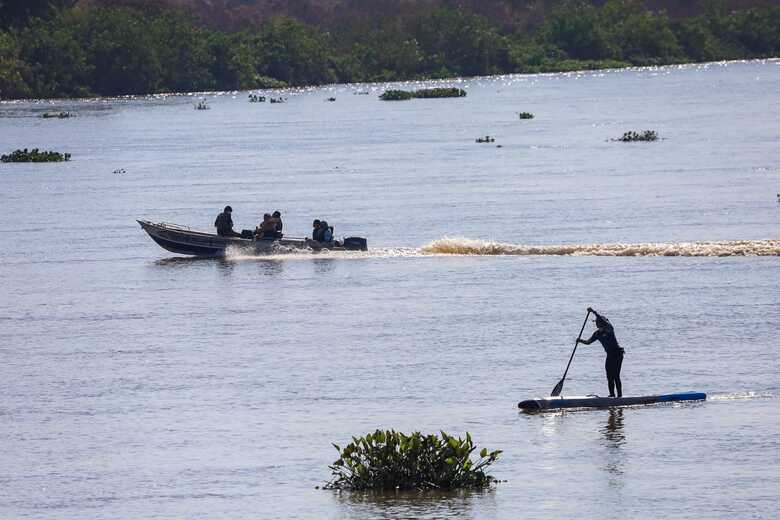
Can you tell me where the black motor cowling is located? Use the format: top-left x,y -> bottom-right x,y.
343,236 -> 368,251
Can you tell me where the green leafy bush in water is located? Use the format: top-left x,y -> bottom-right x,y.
379,87 -> 466,101
412,87 -> 467,98
379,89 -> 414,101
618,130 -> 658,142
325,430 -> 501,490
518,112 -> 534,119
1,148 -> 71,162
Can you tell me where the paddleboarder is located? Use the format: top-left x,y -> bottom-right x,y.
577,307 -> 625,398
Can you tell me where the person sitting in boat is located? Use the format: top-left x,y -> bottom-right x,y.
321,220 -> 333,242
577,307 -> 625,398
214,206 -> 241,237
255,213 -> 281,239
311,219 -> 322,241
272,211 -> 283,235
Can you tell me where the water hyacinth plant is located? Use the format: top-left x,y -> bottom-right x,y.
412,87 -> 467,98
618,130 -> 658,142
379,89 -> 414,101
1,148 -> 71,162
379,88 -> 466,101
325,430 -> 501,491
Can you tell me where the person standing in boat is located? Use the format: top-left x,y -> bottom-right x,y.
577,307 -> 625,398
214,206 -> 241,237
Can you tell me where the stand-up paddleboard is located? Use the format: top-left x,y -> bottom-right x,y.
518,391 -> 706,411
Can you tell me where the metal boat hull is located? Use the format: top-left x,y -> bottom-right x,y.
138,220 -> 366,256
518,391 -> 706,411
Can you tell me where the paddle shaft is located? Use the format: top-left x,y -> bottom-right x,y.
551,310 -> 591,396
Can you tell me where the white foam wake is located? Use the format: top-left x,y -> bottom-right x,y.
420,237 -> 780,257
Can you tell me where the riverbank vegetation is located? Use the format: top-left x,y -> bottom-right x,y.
324,430 -> 501,491
1,148 -> 71,162
0,2 -> 778,99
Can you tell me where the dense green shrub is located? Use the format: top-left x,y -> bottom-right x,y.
325,430 -> 501,491
1,148 -> 71,162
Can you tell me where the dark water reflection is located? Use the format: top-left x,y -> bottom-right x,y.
334,488 -> 495,520
602,409 -> 626,480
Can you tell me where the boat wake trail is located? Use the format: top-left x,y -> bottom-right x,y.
218,238 -> 779,262
420,237 -> 780,257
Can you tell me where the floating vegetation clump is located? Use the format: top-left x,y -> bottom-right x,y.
517,112 -> 534,119
326,97 -> 336,102
379,87 -> 466,101
324,430 -> 501,491
1,148 -> 71,162
195,100 -> 210,110
41,111 -> 74,119
379,89 -> 414,101
617,130 -> 658,142
476,135 -> 495,143
248,94 -> 266,102
413,87 -> 467,98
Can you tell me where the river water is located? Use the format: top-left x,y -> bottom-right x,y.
1,60 -> 779,519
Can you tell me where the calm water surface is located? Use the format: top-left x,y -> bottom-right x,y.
1,60 -> 779,519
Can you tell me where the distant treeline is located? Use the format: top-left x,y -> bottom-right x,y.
1,1 -> 778,99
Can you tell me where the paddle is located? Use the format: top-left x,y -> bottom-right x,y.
550,309 -> 591,397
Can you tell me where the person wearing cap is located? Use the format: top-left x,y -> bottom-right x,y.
214,206 -> 241,237
577,307 -> 625,397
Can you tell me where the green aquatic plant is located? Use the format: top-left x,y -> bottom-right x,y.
617,130 -> 658,142
1,148 -> 71,162
41,112 -> 75,119
379,89 -> 414,101
324,430 -> 501,491
379,87 -> 467,101
517,112 -> 534,119
412,87 -> 467,98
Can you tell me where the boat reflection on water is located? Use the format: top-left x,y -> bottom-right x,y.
333,488 -> 495,520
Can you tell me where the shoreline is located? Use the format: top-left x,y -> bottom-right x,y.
2,57 -> 778,104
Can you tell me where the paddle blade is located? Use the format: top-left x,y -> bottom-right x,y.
550,379 -> 564,397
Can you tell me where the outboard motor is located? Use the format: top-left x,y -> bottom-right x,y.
343,236 -> 368,251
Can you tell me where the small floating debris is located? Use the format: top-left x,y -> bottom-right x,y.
248,94 -> 266,103
269,97 -> 286,104
379,87 -> 467,101
354,91 -> 370,95
616,130 -> 658,142
517,112 -> 534,119
476,135 -> 495,143
325,97 -> 336,102
2,148 -> 71,162
113,168 -> 126,174
41,111 -> 75,119
195,99 -> 210,110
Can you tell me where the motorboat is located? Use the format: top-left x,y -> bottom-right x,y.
137,220 -> 367,256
